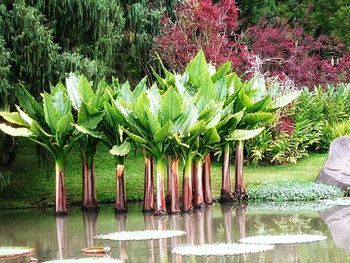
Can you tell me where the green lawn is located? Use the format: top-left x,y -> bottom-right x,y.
0,141 -> 330,209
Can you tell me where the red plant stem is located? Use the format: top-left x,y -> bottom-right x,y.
203,153 -> 213,205
115,164 -> 127,213
143,157 -> 155,213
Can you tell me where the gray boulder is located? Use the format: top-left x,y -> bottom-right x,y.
316,136 -> 350,190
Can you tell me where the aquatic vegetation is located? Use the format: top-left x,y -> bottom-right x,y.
240,234 -> 327,244
0,247 -> 35,259
95,230 -> 186,241
171,243 -> 274,256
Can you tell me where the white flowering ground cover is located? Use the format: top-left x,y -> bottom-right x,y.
172,243 -> 274,256
240,234 -> 327,244
95,230 -> 187,241
43,258 -> 123,263
0,247 -> 35,259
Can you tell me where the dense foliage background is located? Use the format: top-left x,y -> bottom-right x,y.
1,0 -> 350,171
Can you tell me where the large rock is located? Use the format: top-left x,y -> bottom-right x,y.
316,136 -> 350,190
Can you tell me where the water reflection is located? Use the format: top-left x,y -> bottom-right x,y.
1,203 -> 350,262
321,205 -> 350,250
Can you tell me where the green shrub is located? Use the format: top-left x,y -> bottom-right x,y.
248,182 -> 343,202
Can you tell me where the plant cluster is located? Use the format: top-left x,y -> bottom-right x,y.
248,182 -> 343,202
0,51 -> 298,215
246,84 -> 350,165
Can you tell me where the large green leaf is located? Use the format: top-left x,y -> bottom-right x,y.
0,112 -> 27,126
122,127 -> 147,144
246,96 -> 272,113
160,86 -> 183,121
154,121 -> 172,142
211,62 -> 231,83
0,123 -> 33,137
78,75 -> 94,104
16,86 -> 44,119
78,103 -> 104,129
214,78 -> 228,101
42,93 -> 60,132
228,128 -> 265,141
241,112 -> 275,125
273,90 -> 301,109
56,114 -> 73,134
189,120 -> 206,136
204,128 -> 221,144
75,124 -> 101,138
52,84 -> 71,116
110,141 -> 132,156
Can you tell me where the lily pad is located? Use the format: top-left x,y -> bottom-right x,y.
95,230 -> 186,241
240,234 -> 327,244
43,258 -> 123,263
0,247 -> 35,259
172,243 -> 274,256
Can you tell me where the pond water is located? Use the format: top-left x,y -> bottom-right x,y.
1,202 -> 350,263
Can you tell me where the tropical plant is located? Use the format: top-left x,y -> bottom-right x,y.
0,84 -> 80,214
229,74 -> 300,199
66,74 -> 107,210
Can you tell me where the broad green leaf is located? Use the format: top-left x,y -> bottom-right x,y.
204,128 -> 221,144
173,107 -> 198,135
66,73 -> 81,110
228,128 -> 265,141
110,141 -> 132,156
214,78 -> 228,101
241,112 -> 275,125
16,86 -> 44,119
78,103 -> 104,129
90,80 -> 107,108
78,75 -> 94,104
56,114 -> 73,134
147,84 -> 161,115
133,77 -> 148,99
42,93 -> 60,132
52,86 -> 71,116
75,124 -> 102,138
0,123 -> 33,137
160,86 -> 183,121
119,82 -> 134,104
122,127 -> 147,144
30,121 -> 53,138
104,102 -> 123,127
154,121 -> 173,142
189,120 -> 206,136
273,90 -> 301,109
211,62 -> 231,82
0,111 -> 27,126
246,96 -> 272,113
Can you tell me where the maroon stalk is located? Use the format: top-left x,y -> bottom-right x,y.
170,157 -> 180,214
203,153 -> 212,205
115,164 -> 127,213
143,157 -> 154,213
220,143 -> 234,203
234,140 -> 247,201
82,153 -> 98,210
193,159 -> 205,209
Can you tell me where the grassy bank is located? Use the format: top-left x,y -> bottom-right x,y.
0,141 -> 342,209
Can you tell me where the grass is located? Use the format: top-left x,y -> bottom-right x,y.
0,140 -> 339,209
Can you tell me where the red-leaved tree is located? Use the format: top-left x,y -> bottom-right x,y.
155,0 -> 250,74
247,20 -> 344,87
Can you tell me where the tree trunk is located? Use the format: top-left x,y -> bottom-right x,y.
115,164 -> 127,213
170,157 -> 180,214
193,159 -> 205,209
155,157 -> 167,215
82,153 -> 98,210
220,143 -> 233,203
143,157 -> 154,213
203,153 -> 212,205
55,156 -> 67,215
234,140 -> 247,200
182,159 -> 193,212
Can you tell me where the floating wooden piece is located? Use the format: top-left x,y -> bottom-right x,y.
81,247 -> 111,255
0,247 -> 35,260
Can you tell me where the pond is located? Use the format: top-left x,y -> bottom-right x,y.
1,201 -> 350,262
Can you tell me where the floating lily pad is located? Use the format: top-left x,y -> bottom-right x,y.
172,243 -> 274,256
95,230 -> 186,241
240,234 -> 327,244
0,247 -> 35,259
320,198 -> 350,206
43,258 -> 123,263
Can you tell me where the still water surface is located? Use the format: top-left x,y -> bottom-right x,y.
1,202 -> 350,263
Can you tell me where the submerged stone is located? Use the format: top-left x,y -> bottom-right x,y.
317,136 -> 350,191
